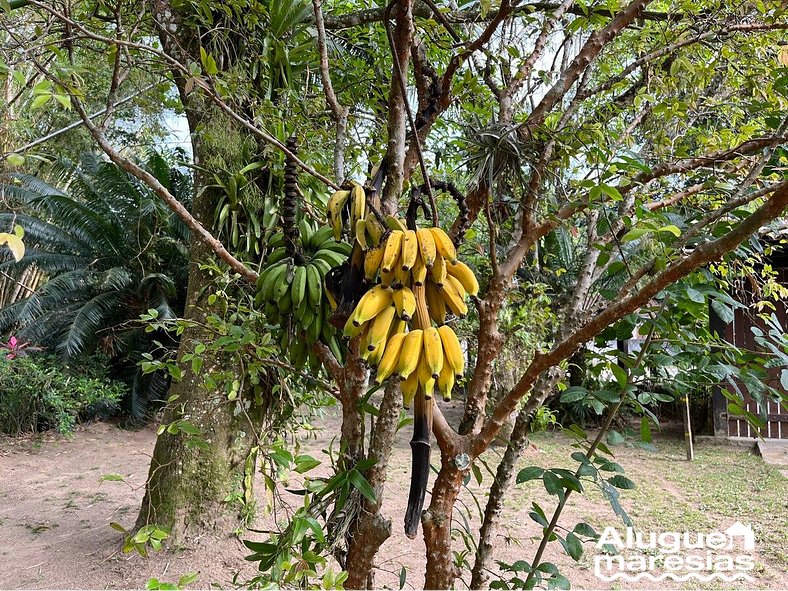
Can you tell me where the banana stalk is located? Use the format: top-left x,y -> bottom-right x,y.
404,282 -> 433,539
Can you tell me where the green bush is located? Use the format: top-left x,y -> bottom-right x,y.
0,354 -> 125,435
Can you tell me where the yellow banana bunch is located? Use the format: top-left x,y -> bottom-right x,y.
341,218 -> 478,407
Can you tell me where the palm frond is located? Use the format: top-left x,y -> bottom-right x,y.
61,291 -> 125,357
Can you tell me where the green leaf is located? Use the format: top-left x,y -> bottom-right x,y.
658,224 -> 681,237
686,287 -> 705,304
573,523 -> 597,538
516,466 -> 545,483
5,153 -> 24,167
178,572 -> 199,588
30,93 -> 52,109
606,430 -> 625,446
560,386 -> 587,403
294,454 -> 321,474
542,471 -> 564,497
565,532 -> 583,560
109,522 -> 128,532
608,475 -> 636,489
711,298 -> 734,323
200,47 -> 219,75
348,469 -> 376,503
640,417 -> 652,443
547,574 -> 571,590
621,228 -> 650,242
53,94 -> 72,109
610,363 -> 628,388
177,421 -> 200,435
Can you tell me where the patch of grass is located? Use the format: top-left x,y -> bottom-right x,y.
498,430 -> 788,576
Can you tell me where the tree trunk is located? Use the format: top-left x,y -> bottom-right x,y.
423,459 -> 464,589
469,369 -> 561,588
132,0 -> 272,541
344,381 -> 403,589
136,161 -> 264,538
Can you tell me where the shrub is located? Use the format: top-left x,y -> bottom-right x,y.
0,353 -> 125,435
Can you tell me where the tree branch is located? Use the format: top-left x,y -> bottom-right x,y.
473,183 -> 788,455
322,1 -> 674,29
313,0 -> 349,183
525,0 -> 651,128
71,97 -> 258,284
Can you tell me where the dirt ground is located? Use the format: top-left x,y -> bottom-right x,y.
1,405 -> 786,590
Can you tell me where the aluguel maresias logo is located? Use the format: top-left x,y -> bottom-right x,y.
594,521 -> 756,582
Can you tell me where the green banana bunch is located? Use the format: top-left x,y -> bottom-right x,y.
255,218 -> 352,370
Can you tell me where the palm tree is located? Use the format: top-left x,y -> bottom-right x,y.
0,151 -> 191,421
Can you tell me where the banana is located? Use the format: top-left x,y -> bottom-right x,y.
438,361 -> 455,402
267,246 -> 289,265
381,230 -> 403,274
400,229 -> 418,270
291,340 -> 308,369
278,285 -> 293,314
425,280 -> 447,325
367,339 -> 385,365
380,267 -> 395,288
412,255 -> 427,286
416,228 -> 437,268
299,218 -> 313,244
446,273 -> 467,299
272,264 -> 292,302
429,226 -> 457,264
437,324 -> 464,376
394,265 -> 410,288
401,370 -> 419,409
306,310 -> 322,345
256,262 -> 276,294
321,317 -> 336,342
418,355 -> 436,399
311,258 -> 332,278
292,265 -> 307,309
352,285 -> 394,326
389,317 -> 407,337
431,254 -> 447,288
325,287 -> 338,310
395,329 -> 423,379
422,327 -> 444,379
385,215 -> 408,232
318,240 -> 353,256
263,262 -> 288,302
392,285 -> 416,321
359,322 -> 372,359
447,260 -> 479,296
306,263 -> 322,308
364,245 -> 385,281
440,275 -> 468,317
376,331 -> 407,383
314,249 -> 346,269
300,303 -> 315,329
309,225 -> 334,249
367,304 -> 396,352
328,336 -> 344,364
327,190 -> 351,240
355,219 -> 369,250
351,184 -> 366,231
365,212 -> 385,246
344,313 -> 365,338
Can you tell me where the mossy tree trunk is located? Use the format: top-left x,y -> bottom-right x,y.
135,0 -> 266,540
